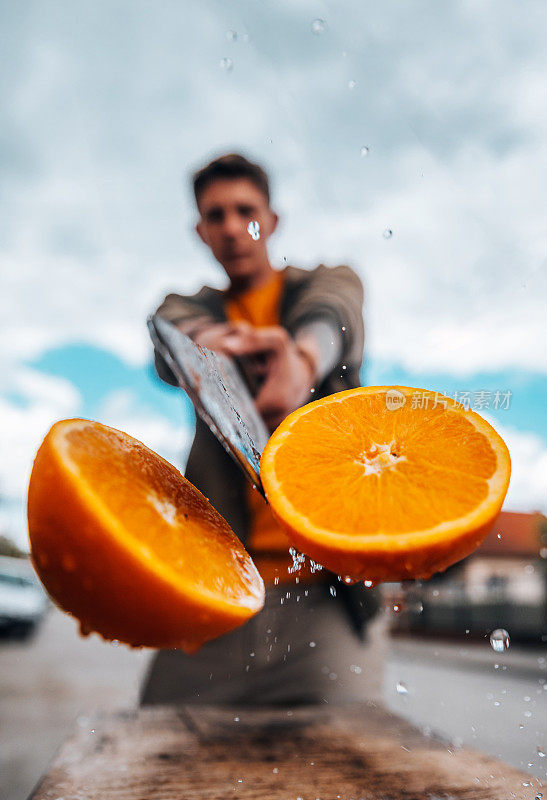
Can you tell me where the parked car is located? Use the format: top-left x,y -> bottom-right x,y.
0,556 -> 48,639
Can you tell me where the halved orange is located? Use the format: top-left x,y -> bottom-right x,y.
260,386 -> 511,583
28,419 -> 264,651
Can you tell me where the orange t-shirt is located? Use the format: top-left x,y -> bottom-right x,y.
225,270 -> 323,585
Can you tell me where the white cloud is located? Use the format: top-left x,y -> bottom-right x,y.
1,0 -> 546,375
0,369 -> 81,499
482,415 -> 547,515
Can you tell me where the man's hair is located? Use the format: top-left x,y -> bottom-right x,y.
192,153 -> 270,207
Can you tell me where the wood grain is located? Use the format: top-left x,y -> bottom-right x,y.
30,704 -> 543,800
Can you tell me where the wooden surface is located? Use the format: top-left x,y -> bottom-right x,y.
30,703 -> 543,799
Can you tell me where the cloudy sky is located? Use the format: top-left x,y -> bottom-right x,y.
1,0 -> 546,547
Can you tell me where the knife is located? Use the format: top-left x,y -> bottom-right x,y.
147,314 -> 269,497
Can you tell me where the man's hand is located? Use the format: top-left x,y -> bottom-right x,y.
183,320 -> 319,431
190,321 -> 247,355
220,324 -> 318,431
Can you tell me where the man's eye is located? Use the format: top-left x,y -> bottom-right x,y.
207,210 -> 223,223
238,206 -> 254,217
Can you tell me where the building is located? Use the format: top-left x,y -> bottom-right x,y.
389,511 -> 547,642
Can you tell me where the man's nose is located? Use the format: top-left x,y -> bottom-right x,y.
222,212 -> 246,238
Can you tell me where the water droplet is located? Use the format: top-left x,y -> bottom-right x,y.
247,220 -> 260,240
226,29 -> 237,42
234,716 -> 240,722
393,604 -> 401,613
348,79 -> 357,90
490,628 -> 510,652
311,18 -> 326,35
525,710 -> 532,717
519,723 -> 525,729
360,146 -> 370,157
364,579 -> 374,588
342,575 -> 357,585
396,681 -> 408,695
540,547 -> 547,559
341,325 -> 346,331
309,641 -> 316,648
383,228 -> 393,239
524,695 -> 531,702
350,664 -> 362,674
329,671 -> 337,680
111,639 -> 120,647
536,794 -> 543,800
330,585 -> 337,596
273,767 -> 279,773
220,57 -> 233,72
497,532 -> 502,539
537,746 -> 545,757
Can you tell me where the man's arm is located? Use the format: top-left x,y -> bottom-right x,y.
284,264 -> 365,373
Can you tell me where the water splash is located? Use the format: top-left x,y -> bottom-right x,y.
311,18 -> 326,35
383,228 -> 393,239
360,146 -> 370,157
220,57 -> 233,72
226,30 -> 237,42
247,220 -> 260,240
396,681 -> 408,695
288,546 -> 305,574
490,628 -> 510,652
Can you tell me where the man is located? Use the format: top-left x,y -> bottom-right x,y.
141,153 -> 382,705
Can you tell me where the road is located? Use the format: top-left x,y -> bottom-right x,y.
0,607 -> 149,800
1,607 -> 545,800
386,637 -> 546,781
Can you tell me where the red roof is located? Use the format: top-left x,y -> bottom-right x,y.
478,510 -> 545,557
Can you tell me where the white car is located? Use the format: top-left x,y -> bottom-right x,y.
0,556 -> 48,639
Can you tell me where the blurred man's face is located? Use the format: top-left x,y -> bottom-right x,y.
195,178 -> 278,282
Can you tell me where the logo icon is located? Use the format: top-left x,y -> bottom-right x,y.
385,389 -> 406,411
